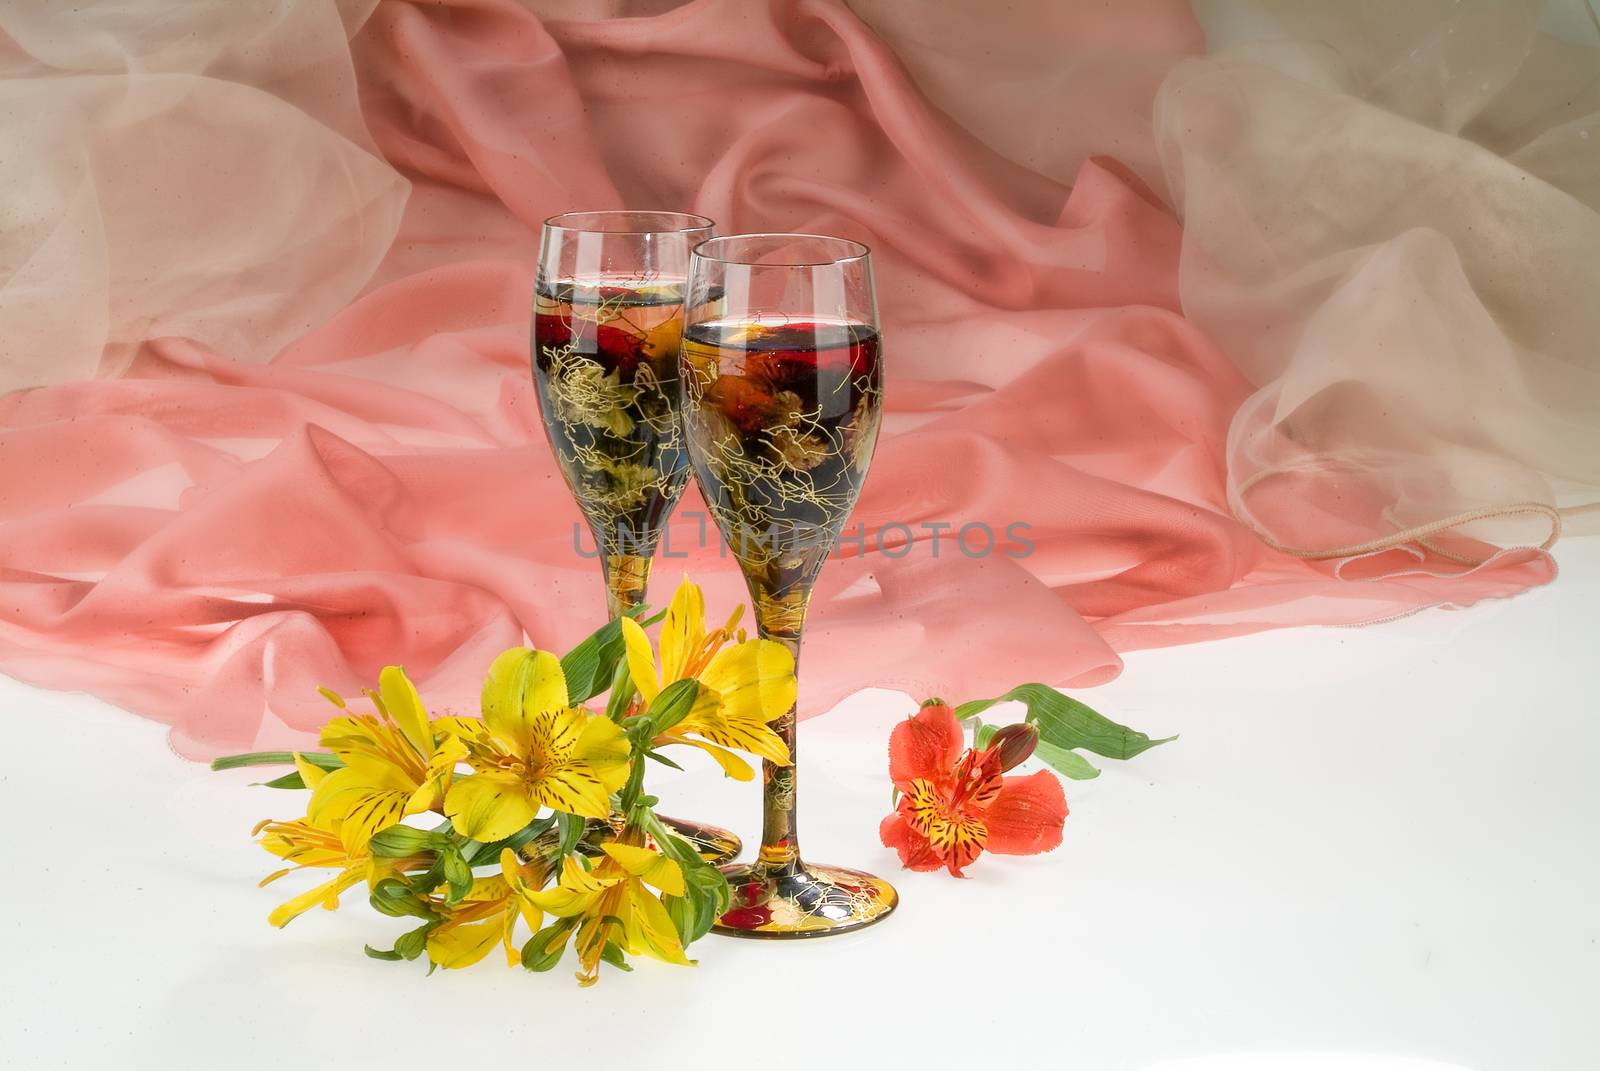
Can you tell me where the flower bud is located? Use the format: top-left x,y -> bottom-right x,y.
987,722 -> 1038,772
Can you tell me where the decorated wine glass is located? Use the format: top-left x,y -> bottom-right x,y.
679,233 -> 897,937
532,210 -> 740,862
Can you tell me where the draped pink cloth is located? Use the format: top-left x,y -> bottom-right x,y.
0,0 -> 1587,757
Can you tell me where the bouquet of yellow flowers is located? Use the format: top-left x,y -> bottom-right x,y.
214,579 -> 793,986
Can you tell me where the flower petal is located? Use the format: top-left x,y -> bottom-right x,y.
433,715 -> 486,743
659,578 -> 706,683
888,703 -> 965,785
620,616 -> 661,705
481,647 -> 568,753
878,813 -> 944,872
527,706 -> 588,761
701,639 -> 796,725
500,848 -> 548,934
319,714 -> 408,767
427,916 -> 505,969
572,912 -> 611,986
661,735 -> 755,781
623,882 -> 693,966
267,867 -> 364,928
378,665 -> 433,758
899,778 -> 986,877
257,818 -> 345,868
981,770 -> 1068,856
527,856 -> 617,917
462,873 -> 512,902
601,843 -> 686,897
521,710 -> 627,819
572,713 -> 632,793
677,690 -> 791,766
306,758 -> 415,854
443,772 -> 538,842
527,762 -> 612,819
408,732 -> 466,814
291,752 -> 327,791
502,905 -> 521,966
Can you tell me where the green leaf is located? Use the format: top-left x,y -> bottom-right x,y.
369,825 -> 446,858
684,887 -> 722,943
663,893 -> 701,946
364,945 -> 403,962
1033,738 -> 1101,780
691,867 -> 731,917
256,771 -> 309,790
642,749 -> 684,772
441,848 -> 473,904
599,942 -> 634,971
210,750 -> 344,772
561,618 -> 630,705
508,815 -> 558,853
649,820 -> 730,944
973,719 -> 996,749
464,815 -> 556,867
553,812 -> 584,860
955,684 -> 1174,761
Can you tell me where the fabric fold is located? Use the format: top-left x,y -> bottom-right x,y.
0,0 -> 1591,756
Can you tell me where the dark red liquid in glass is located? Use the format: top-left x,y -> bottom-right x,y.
680,319 -> 882,617
532,279 -> 691,556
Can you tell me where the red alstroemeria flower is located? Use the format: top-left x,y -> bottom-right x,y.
880,703 -> 1067,877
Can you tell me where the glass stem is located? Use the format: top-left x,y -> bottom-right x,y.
756,614 -> 805,875
600,551 -> 650,835
602,552 -> 652,620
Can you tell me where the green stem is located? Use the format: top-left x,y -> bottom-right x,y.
617,742 -> 650,818
210,750 -> 343,772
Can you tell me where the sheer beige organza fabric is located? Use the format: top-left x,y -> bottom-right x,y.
1157,0 -> 1600,561
0,1 -> 407,388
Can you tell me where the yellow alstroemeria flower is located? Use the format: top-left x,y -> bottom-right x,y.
527,840 -> 690,986
442,648 -> 631,841
257,756 -> 428,928
306,667 -> 467,854
620,578 -> 796,779
425,848 -> 552,970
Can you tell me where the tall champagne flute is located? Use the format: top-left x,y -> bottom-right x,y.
680,233 -> 897,937
532,210 -> 739,861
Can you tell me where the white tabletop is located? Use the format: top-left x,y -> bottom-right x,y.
2,540 -> 1595,1071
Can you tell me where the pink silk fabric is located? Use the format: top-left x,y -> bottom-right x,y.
0,0 -> 1565,757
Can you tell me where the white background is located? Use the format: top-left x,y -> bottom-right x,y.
1,538 -> 1594,1071
3,2 -> 1597,1067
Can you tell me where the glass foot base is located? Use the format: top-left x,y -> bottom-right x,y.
713,862 -> 898,938
578,814 -> 741,865
657,814 -> 742,864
